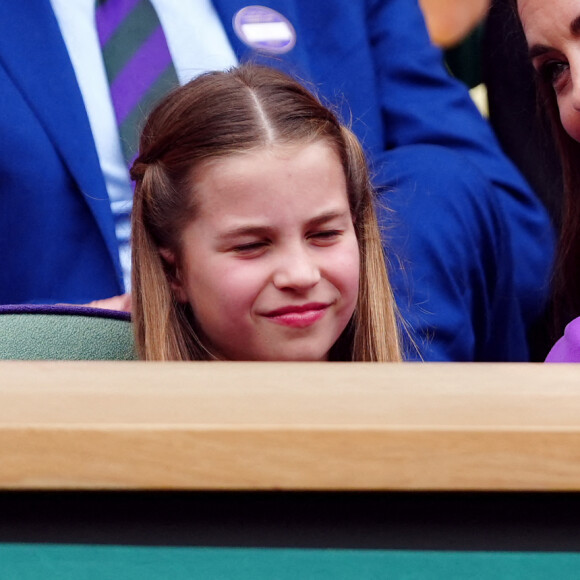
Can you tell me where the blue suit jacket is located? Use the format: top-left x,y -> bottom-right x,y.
0,0 -> 554,360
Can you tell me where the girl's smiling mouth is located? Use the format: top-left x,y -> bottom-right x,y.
263,303 -> 330,328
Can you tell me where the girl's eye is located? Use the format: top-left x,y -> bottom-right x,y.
538,60 -> 569,89
232,241 -> 268,255
310,230 -> 342,243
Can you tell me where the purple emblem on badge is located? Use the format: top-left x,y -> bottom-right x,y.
233,6 -> 296,53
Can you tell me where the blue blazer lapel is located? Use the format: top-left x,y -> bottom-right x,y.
0,0 -> 121,278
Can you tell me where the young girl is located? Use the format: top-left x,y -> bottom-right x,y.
514,0 -> 580,360
130,64 -> 401,362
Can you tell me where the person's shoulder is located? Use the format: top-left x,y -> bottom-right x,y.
545,317 -> 580,362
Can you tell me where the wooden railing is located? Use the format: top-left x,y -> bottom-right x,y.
1,361 -> 579,490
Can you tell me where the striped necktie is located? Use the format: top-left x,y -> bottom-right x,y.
95,0 -> 179,166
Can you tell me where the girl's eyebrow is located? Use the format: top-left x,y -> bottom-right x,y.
307,210 -> 351,227
219,225 -> 272,241
219,210 -> 351,240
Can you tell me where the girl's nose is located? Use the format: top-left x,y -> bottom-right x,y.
273,246 -> 321,290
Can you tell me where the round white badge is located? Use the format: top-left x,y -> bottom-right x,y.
233,6 -> 296,54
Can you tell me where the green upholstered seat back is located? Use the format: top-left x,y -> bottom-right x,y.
0,305 -> 136,360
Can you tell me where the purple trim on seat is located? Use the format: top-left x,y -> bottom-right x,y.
0,304 -> 131,321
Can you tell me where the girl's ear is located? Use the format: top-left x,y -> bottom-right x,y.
159,248 -> 189,303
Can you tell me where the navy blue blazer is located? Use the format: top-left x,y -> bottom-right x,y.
0,0 -> 554,360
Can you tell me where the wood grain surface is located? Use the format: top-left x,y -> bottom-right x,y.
0,361 -> 579,490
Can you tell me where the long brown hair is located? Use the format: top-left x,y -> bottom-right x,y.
512,0 -> 580,335
130,64 -> 401,361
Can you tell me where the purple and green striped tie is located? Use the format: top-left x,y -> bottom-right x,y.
96,0 -> 179,166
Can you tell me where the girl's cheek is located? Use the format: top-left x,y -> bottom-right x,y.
332,239 -> 360,298
344,237 -> 361,273
217,262 -> 266,299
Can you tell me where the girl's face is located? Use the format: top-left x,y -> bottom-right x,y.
166,141 -> 360,361
519,0 -> 580,141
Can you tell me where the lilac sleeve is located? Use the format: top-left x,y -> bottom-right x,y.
545,317 -> 580,362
